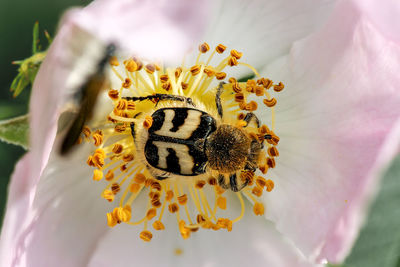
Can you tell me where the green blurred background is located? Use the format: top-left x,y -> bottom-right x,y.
0,0 -> 91,225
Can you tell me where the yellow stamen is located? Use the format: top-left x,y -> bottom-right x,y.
82,42 -> 283,242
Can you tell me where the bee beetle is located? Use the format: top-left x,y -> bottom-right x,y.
124,83 -> 271,192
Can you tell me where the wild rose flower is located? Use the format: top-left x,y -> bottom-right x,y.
2,0 -> 400,266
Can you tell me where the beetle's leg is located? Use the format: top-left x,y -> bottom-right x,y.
130,122 -> 136,140
123,94 -> 194,106
215,82 -> 225,118
243,112 -> 261,128
218,174 -> 230,190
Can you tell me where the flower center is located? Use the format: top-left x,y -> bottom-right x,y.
81,43 -> 283,241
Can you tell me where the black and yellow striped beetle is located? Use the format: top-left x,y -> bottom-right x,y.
125,83 -> 272,192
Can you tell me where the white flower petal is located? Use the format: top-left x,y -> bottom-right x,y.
203,0 -> 337,68
88,193 -> 318,267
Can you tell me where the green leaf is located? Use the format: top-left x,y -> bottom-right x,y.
343,155 -> 400,267
0,115 -> 29,149
10,22 -> 50,97
32,21 -> 39,54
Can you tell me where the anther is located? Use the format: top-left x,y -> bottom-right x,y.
247,101 -> 258,111
199,42 -> 210,53
87,156 -> 94,167
114,124 -> 127,133
179,221 -> 191,239
112,144 -> 123,154
115,206 -> 131,222
146,208 -> 157,220
215,72 -> 227,80
125,59 -> 138,72
122,153 -> 134,162
111,183 -> 121,194
252,186 -> 263,197
204,66 -> 215,77
228,56 -> 238,66
102,190 -> 114,202
253,202 -> 265,216
228,77 -> 237,84
234,93 -> 244,102
151,198 -> 162,208
105,170 -> 114,181
237,113 -> 245,121
215,186 -> 225,195
150,181 -> 162,191
175,67 -> 182,79
109,56 -> 119,66
168,203 -> 179,213
166,190 -> 174,201
217,196 -> 227,210
266,133 -> 280,146
92,130 -> 104,146
216,44 -> 227,54
259,165 -> 268,174
143,116 -> 153,129
177,194 -> 188,205
108,89 -> 119,100
230,50 -> 243,59
134,173 -> 146,184
122,78 -> 132,88
197,214 -> 206,224
263,98 -> 277,107
257,78 -> 273,89
266,180 -> 274,192
208,177 -> 217,186
190,65 -> 201,75
107,212 -> 117,227
258,125 -> 269,134
273,82 -> 284,92
195,180 -> 206,189
255,176 -> 267,188
127,101 -> 135,110
266,157 -> 276,168
153,220 -> 165,230
149,191 -> 160,199
92,154 -> 104,168
116,99 -> 128,110
129,183 -> 141,193
162,82 -> 171,91
232,82 -> 242,93
120,164 -> 127,172
181,82 -> 188,90
255,86 -> 264,96
93,169 -> 103,181
145,64 -> 156,74
133,57 -> 143,71
160,74 -> 169,83
268,147 -> 279,157
82,126 -> 91,138
140,230 -> 153,242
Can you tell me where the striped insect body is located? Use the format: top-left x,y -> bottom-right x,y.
144,107 -> 216,177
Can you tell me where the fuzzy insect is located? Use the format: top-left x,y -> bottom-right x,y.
124,83 -> 272,192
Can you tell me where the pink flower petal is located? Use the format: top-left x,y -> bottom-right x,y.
8,145 -> 111,267
1,1 -> 208,266
69,0 -> 209,63
259,0 -> 400,263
